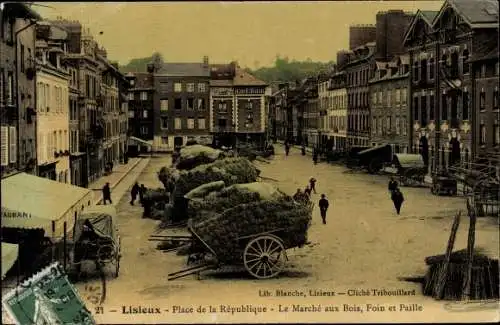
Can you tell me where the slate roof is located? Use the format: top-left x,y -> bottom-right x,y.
132,73 -> 154,89
156,63 -> 210,77
420,11 -> 439,24
210,79 -> 233,87
233,68 -> 267,87
435,0 -> 499,26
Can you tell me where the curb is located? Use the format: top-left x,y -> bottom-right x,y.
92,158 -> 144,205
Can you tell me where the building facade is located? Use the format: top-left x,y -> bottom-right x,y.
153,58 -> 211,151
471,48 -> 499,162
35,22 -> 71,182
341,43 -> 375,147
369,55 -> 410,154
404,0 -> 499,173
327,71 -> 348,151
0,3 -> 40,178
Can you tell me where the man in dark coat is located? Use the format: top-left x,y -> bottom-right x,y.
102,182 -> 112,205
285,143 -> 290,156
391,188 -> 405,215
130,182 -> 140,205
312,149 -> 319,164
139,184 -> 147,205
318,194 -> 329,224
388,177 -> 398,193
293,188 -> 303,201
301,145 -> 306,156
309,177 -> 317,194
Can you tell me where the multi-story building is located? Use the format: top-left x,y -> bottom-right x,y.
96,52 -> 126,166
302,77 -> 319,148
341,42 -> 376,147
404,0 -> 499,173
471,46 -> 499,163
403,9 -> 439,170
68,59 -> 85,186
35,21 -> 71,182
318,74 -> 331,150
268,84 -> 290,142
153,57 -> 211,151
0,3 -> 40,178
55,20 -> 104,186
327,71 -> 348,151
209,63 -> 268,147
369,55 -> 411,154
125,72 -> 155,154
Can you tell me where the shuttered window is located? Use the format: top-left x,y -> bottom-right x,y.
9,127 -> 16,163
1,126 -> 8,166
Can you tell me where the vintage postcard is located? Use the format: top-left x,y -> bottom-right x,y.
1,1 -> 499,324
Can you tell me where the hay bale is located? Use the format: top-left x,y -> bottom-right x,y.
158,167 -> 180,191
191,198 -> 312,263
143,188 -> 170,203
176,145 -> 222,170
184,181 -> 226,200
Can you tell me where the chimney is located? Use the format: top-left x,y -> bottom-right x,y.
147,63 -> 155,73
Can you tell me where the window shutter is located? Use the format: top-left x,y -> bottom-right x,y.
1,126 -> 8,166
9,127 -> 16,163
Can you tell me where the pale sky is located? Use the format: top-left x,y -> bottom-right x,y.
34,1 -> 444,68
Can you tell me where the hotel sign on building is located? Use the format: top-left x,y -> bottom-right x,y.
235,87 -> 266,95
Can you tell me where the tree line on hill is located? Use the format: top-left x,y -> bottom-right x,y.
119,53 -> 334,84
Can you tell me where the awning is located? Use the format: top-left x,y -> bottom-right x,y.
393,154 -> 425,169
128,136 -> 153,146
1,173 -> 93,240
1,243 -> 19,279
357,144 -> 391,156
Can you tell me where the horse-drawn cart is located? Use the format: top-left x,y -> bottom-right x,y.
393,154 -> 427,187
166,200 -> 313,280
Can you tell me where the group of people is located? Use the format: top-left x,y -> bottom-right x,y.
130,182 -> 147,206
292,177 -> 330,225
388,177 -> 405,215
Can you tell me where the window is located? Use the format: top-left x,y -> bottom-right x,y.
20,44 -> 25,73
197,83 -> 206,92
462,50 -> 469,74
420,59 -> 427,82
421,95 -> 427,127
219,102 -> 228,112
246,101 -> 253,110
480,124 -> 486,145
387,90 -> 391,106
140,126 -> 149,135
143,110 -> 148,118
174,118 -> 182,129
413,97 -> 419,121
5,18 -> 13,43
462,92 -> 469,120
187,98 -> 194,110
481,65 -> 486,78
413,61 -> 419,82
140,92 -> 147,100
197,98 -> 205,110
198,118 -> 206,129
159,82 -> 169,93
7,72 -> 13,105
160,99 -> 169,111
161,117 -> 168,129
174,83 -> 182,92
161,136 -> 168,145
174,98 -> 182,110
187,118 -> 195,129
430,94 -> 435,121
395,89 -> 401,103
128,92 -> 134,100
377,91 -> 382,104
186,83 -> 195,92
128,110 -> 134,118
441,94 -> 448,120
429,58 -> 435,79
493,89 -> 499,110
130,79 -> 135,86
402,88 -> 407,104
494,125 -> 500,145
480,90 -> 485,111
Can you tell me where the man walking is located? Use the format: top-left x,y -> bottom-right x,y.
391,188 -> 405,215
285,142 -> 290,156
130,182 -> 140,205
318,194 -> 329,225
102,182 -> 112,205
313,148 -> 319,165
309,177 -> 317,194
388,177 -> 398,193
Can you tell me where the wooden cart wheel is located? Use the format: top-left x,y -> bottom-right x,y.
243,235 -> 286,279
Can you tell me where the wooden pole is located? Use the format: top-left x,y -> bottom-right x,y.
63,222 -> 67,271
433,211 -> 461,299
462,193 -> 478,300
51,220 -> 56,262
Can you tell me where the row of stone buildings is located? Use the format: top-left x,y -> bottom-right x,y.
1,3 -> 129,187
268,0 -> 499,174
126,59 -> 269,152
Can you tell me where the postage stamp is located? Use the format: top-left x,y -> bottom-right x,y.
2,262 -> 96,325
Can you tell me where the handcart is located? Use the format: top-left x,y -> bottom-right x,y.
69,205 -> 121,278
393,154 -> 427,187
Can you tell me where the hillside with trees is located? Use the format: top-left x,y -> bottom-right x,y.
119,54 -> 333,83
